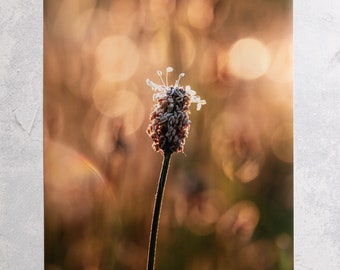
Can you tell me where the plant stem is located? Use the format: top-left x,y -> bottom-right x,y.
147,150 -> 172,270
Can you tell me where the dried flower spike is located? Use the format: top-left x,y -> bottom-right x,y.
146,67 -> 206,153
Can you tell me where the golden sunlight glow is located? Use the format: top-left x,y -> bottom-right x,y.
177,27 -> 196,69
216,201 -> 260,241
266,39 -> 293,83
44,141 -> 110,226
211,119 -> 234,167
185,191 -> 222,236
235,159 -> 260,183
92,79 -> 129,116
95,35 -> 139,81
91,117 -> 119,153
187,0 -> 214,29
271,123 -> 293,163
147,31 -> 171,66
239,239 -> 278,269
228,38 -> 270,80
147,27 -> 196,69
53,0 -> 96,40
121,95 -> 145,136
72,10 -> 92,42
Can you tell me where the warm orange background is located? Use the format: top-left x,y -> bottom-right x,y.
44,0 -> 293,269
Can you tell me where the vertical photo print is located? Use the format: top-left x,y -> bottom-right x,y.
44,0 -> 293,269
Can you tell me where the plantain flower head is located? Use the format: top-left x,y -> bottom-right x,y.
146,67 -> 206,153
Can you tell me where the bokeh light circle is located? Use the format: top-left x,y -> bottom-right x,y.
235,160 -> 260,183
228,38 -> 270,80
266,39 -> 293,83
216,200 -> 260,241
92,78 -> 145,136
93,78 -> 133,117
187,0 -> 214,29
271,123 -> 293,163
95,35 -> 139,81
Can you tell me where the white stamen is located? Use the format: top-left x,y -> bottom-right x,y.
147,68 -> 206,111
196,99 -> 206,110
166,67 -> 173,86
166,67 -> 173,72
185,85 -> 196,96
174,73 -> 185,88
147,80 -> 165,92
157,70 -> 166,86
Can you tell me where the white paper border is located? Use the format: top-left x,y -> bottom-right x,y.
294,0 -> 340,269
0,0 -> 43,269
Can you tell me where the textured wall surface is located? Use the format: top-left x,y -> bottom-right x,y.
0,0 -> 340,269
294,0 -> 340,269
0,0 -> 43,269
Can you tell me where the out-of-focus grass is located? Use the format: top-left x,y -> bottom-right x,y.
44,0 -> 293,269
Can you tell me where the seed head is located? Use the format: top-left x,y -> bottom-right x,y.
146,67 -> 206,153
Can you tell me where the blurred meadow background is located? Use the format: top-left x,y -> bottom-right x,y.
44,0 -> 293,269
